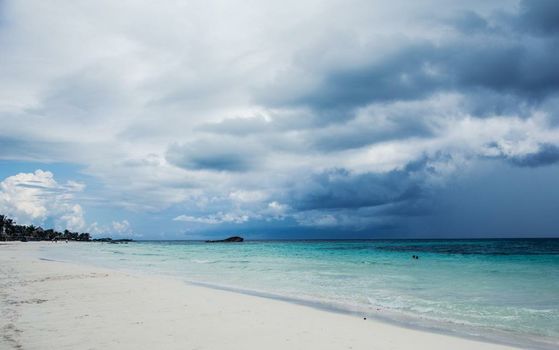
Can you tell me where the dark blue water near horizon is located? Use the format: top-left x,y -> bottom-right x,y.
138,237 -> 559,254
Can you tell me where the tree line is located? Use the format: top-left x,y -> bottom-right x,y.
0,214 -> 91,242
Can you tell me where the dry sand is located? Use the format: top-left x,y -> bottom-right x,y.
0,242 -> 518,350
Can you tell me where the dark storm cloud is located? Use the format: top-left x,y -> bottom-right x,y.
424,160 -> 559,237
510,144 -> 559,167
513,0 -> 559,36
289,163 -> 426,211
282,159 -> 446,234
292,45 -> 443,110
307,111 -> 435,152
292,40 -> 558,113
166,139 -> 261,172
260,2 -> 559,119
484,142 -> 559,168
453,42 -> 559,98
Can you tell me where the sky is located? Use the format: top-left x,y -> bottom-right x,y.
1,0 -> 558,239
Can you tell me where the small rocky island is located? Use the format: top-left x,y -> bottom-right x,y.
205,236 -> 244,243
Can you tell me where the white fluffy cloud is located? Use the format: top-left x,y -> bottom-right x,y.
0,170 -> 86,230
88,219 -> 134,237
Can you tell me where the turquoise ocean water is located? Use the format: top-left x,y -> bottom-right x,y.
41,239 -> 559,349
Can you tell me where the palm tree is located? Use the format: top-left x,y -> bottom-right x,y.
0,215 -> 5,241
5,218 -> 15,239
0,214 -> 94,241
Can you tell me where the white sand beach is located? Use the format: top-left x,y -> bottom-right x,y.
1,242 -> 517,350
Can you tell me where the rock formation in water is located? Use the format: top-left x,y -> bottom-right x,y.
205,236 -> 244,243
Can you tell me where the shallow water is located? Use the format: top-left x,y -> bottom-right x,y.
41,239 -> 559,348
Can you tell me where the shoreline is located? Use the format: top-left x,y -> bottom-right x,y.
0,242 -> 532,349
184,280 -> 550,350
38,241 -> 558,350
24,255 -> 541,349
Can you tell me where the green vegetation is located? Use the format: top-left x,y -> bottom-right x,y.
0,214 -> 91,242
